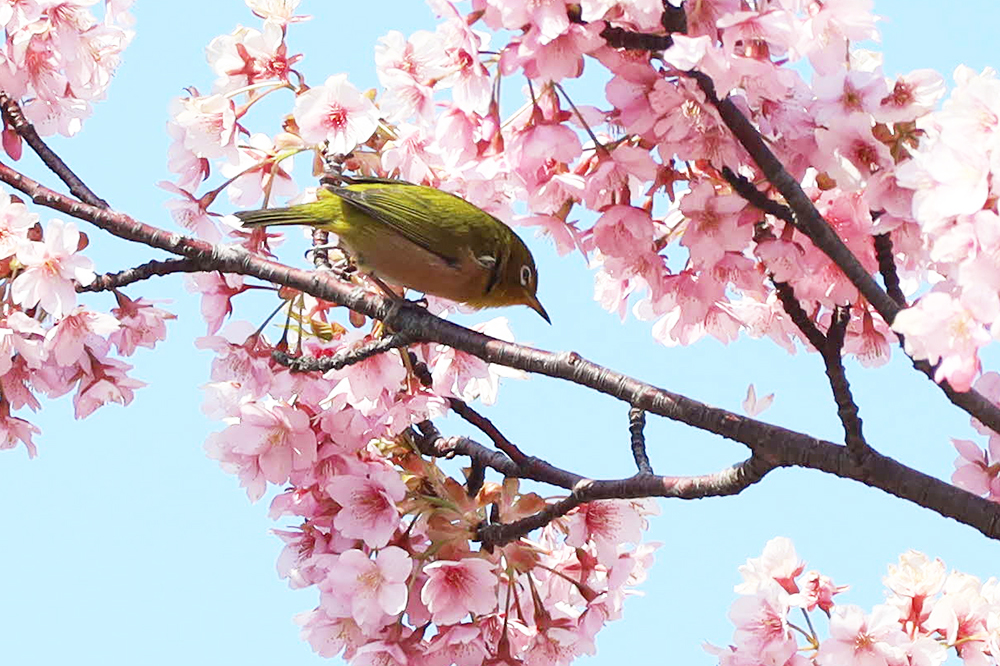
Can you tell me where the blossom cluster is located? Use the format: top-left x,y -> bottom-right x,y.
173,0 -> 1000,393
0,0 -> 135,143
197,314 -> 658,665
0,192 -> 170,457
159,0 -> 1000,663
711,537 -> 1000,666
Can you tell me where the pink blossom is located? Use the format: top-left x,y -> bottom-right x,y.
294,73 -> 379,153
800,571 -> 847,613
679,182 -> 752,268
884,550 -> 946,629
728,581 -> 798,666
0,192 -> 38,259
564,499 -> 646,566
206,21 -> 301,90
432,8 -> 492,114
296,610 -> 366,659
421,558 -> 498,625
326,341 -> 407,406
951,437 -> 1000,498
44,307 -> 119,366
589,205 -> 654,259
2,357 -> 42,410
895,133 -> 989,228
843,310 -> 892,368
519,214 -> 584,257
735,536 -> 805,596
425,624 -> 491,666
875,69 -> 946,123
429,317 -> 523,406
169,93 -> 239,160
817,604 -> 908,666
812,69 -> 887,124
892,291 -> 990,391
12,218 -> 94,319
504,22 -> 605,83
73,356 -> 145,419
219,132 -> 299,207
0,408 -> 41,458
224,400 -> 318,485
245,0 -> 309,25
109,294 -> 176,356
375,29 -> 445,121
321,547 -> 411,632
352,640 -> 410,666
662,34 -> 712,71
925,572 -> 990,664
327,467 -> 406,547
742,384 -> 774,418
196,321 -> 275,398
581,144 -> 658,212
185,272 -> 245,334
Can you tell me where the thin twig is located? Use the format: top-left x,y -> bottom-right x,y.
271,332 -> 414,372
722,166 -> 796,225
629,407 -> 653,474
449,398 -> 530,465
824,305 -> 869,457
773,280 -> 827,352
873,233 -> 907,307
599,25 -> 674,51
0,92 -> 109,209
774,281 -> 869,455
79,258 -> 206,292
476,457 -> 772,549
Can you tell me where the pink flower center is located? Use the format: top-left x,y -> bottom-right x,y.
324,104 -> 349,130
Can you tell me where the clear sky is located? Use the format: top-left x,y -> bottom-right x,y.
1,1 -> 999,664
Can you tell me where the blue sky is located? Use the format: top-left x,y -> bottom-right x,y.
1,1 -> 999,664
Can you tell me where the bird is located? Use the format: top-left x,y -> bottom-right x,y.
234,177 -> 550,323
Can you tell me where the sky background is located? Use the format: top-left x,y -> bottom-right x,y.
1,1 -> 999,664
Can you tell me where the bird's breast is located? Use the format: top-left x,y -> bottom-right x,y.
340,231 -> 495,303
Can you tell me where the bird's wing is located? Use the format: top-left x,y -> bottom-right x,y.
329,184 -> 470,267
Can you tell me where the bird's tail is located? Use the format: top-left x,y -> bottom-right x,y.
233,207 -> 306,228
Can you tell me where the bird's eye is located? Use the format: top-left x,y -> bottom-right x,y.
520,265 -> 532,287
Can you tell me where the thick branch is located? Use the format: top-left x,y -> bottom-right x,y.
3,160 -> 1000,541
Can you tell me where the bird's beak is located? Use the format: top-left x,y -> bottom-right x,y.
525,293 -> 551,324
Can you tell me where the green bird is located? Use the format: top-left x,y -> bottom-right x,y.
235,177 -> 550,323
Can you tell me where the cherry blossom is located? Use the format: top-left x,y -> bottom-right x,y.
421,558 -> 499,625
321,547 -> 411,632
326,467 -> 406,548
11,219 -> 94,319
294,73 -> 380,154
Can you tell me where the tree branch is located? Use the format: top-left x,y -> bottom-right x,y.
686,70 -> 1000,437
80,258 -> 207,292
476,457 -> 772,549
629,407 -> 653,474
874,232 -> 907,307
3,155 -> 999,541
271,332 -> 414,372
0,93 -> 109,209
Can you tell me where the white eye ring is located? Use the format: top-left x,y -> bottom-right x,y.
519,265 -> 532,287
